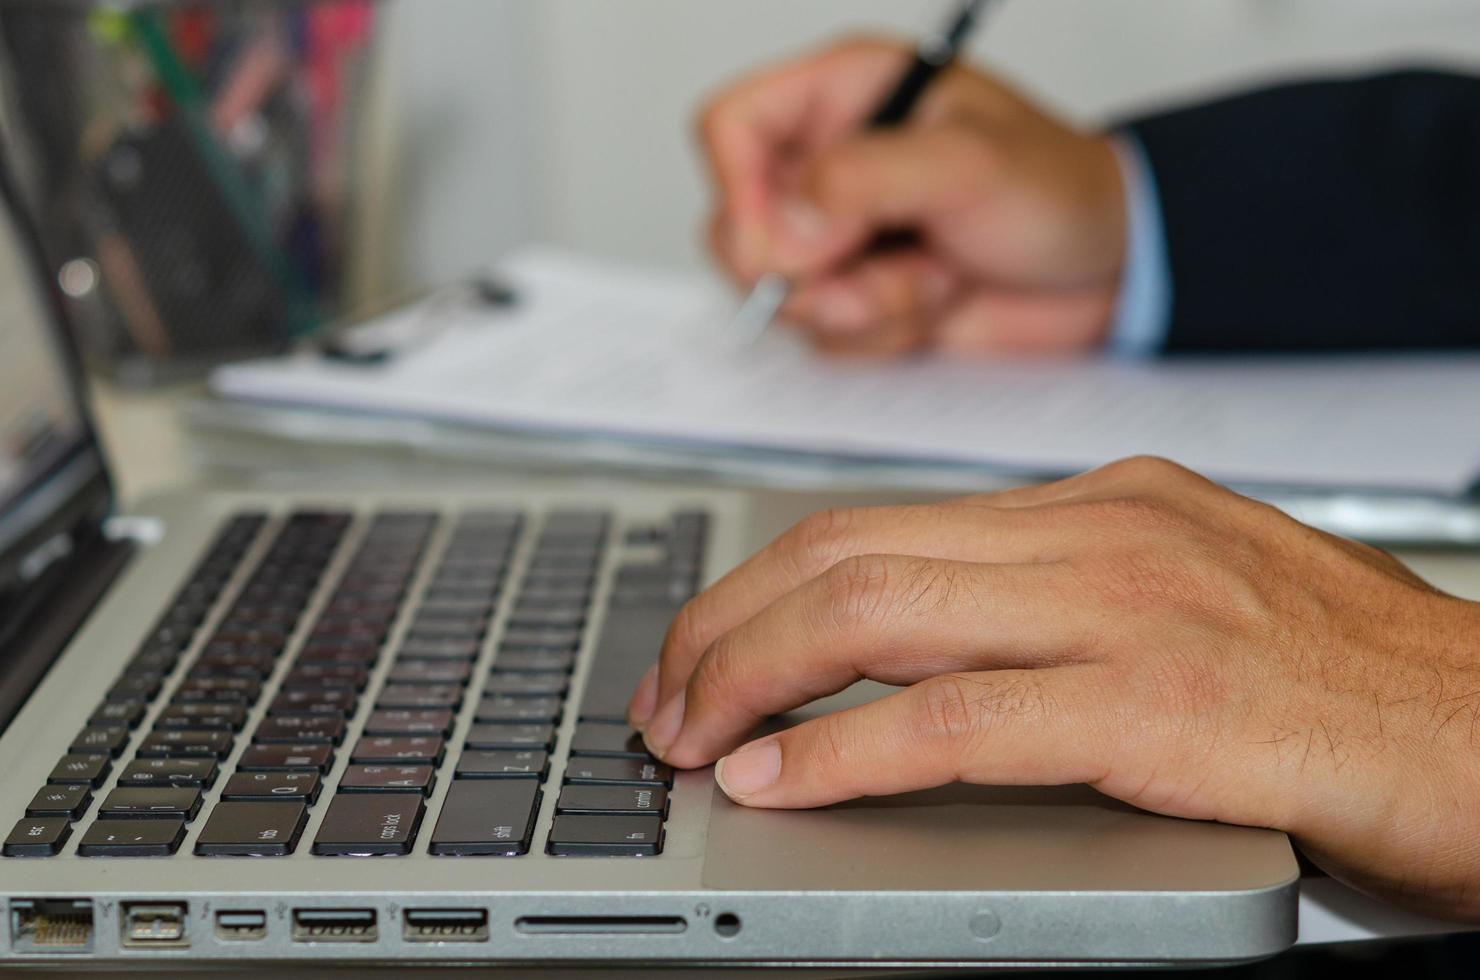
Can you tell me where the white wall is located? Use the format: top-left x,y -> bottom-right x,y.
383,0 -> 1480,282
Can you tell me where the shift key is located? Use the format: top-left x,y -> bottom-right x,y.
430,780 -> 541,856
312,793 -> 425,856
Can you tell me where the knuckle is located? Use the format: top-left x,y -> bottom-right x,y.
809,712 -> 855,770
822,553 -> 898,627
826,32 -> 907,60
662,597 -> 710,665
786,507 -> 862,575
912,673 -> 1053,766
691,631 -> 751,707
1099,454 -> 1194,486
694,92 -> 733,148
917,674 -> 983,747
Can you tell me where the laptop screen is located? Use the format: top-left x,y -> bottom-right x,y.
0,164 -> 106,592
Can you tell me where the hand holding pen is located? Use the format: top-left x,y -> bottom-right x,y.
707,4 -> 1131,357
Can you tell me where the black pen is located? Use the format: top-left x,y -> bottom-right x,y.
731,0 -> 996,342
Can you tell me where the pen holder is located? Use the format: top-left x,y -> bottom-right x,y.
0,0 -> 382,385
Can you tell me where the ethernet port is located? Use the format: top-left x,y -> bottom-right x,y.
121,902 -> 189,948
10,899 -> 95,954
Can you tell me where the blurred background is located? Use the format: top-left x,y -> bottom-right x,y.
3,0 -> 1479,382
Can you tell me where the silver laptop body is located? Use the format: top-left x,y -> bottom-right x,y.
0,153 -> 1298,970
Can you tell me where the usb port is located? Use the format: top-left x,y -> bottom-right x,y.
403,908 -> 489,943
121,903 -> 189,948
214,909 -> 268,941
291,908 -> 377,943
10,899 -> 94,953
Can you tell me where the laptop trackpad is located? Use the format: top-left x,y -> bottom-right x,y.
701,683 -> 1295,893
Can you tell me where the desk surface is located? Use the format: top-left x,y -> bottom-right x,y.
82,379 -> 1480,956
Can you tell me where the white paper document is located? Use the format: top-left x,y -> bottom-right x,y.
213,247 -> 1480,496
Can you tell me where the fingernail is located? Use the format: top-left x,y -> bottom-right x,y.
643,690 -> 686,758
814,288 -> 871,333
715,739 -> 782,800
627,663 -> 660,731
780,198 -> 829,244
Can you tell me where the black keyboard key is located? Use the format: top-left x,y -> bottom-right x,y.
207,633 -> 290,657
556,785 -> 669,818
563,757 -> 673,788
220,771 -> 322,803
99,787 -> 203,821
569,724 -> 650,759
363,709 -> 453,736
475,695 -> 562,724
547,814 -> 662,857
269,689 -> 359,716
48,754 -> 111,787
253,715 -> 346,745
338,764 -> 436,795
89,699 -> 147,729
377,685 -> 464,710
396,638 -> 482,662
4,817 -> 71,856
194,648 -> 279,678
350,736 -> 445,765
281,665 -> 368,691
514,587 -> 591,609
464,723 -> 555,751
78,818 -> 186,856
492,650 -> 577,674
26,784 -> 91,821
526,556 -> 599,577
578,604 -> 683,722
386,661 -> 472,687
415,599 -> 496,617
296,642 -> 381,666
499,628 -> 582,653
422,586 -> 500,604
238,743 -> 334,773
455,750 -> 548,781
430,780 -> 541,857
175,676 -> 261,703
312,793 -> 425,856
70,726 -> 130,757
106,673 -> 164,702
127,647 -> 181,675
139,729 -> 234,759
158,703 -> 247,731
483,673 -> 569,699
118,758 -> 218,788
407,616 -> 488,637
194,802 -> 308,857
507,608 -> 587,630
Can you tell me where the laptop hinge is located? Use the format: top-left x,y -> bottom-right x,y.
0,528 -> 135,735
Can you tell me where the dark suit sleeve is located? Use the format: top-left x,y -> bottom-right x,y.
1122,70 -> 1480,353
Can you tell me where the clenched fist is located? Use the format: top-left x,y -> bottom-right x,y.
699,36 -> 1128,356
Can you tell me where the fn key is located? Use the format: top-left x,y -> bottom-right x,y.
547,814 -> 662,857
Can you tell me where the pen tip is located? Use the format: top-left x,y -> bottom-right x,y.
730,273 -> 790,345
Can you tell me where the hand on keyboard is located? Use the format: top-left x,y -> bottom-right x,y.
630,456 -> 1480,924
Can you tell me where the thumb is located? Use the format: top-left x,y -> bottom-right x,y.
713,669 -> 1111,809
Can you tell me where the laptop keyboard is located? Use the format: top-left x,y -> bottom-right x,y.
3,507 -> 706,860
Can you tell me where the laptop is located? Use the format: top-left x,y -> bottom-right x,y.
0,152 -> 1299,969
